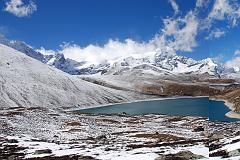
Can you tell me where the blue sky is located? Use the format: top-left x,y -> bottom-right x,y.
0,0 -> 240,65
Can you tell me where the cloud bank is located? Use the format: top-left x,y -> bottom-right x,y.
4,0 -> 37,17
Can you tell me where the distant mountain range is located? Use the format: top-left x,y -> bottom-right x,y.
1,35 -> 239,77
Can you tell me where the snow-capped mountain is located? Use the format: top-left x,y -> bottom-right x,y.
42,47 -> 220,76
0,43 -> 141,108
1,36 -> 238,77
101,53 -> 219,76
44,53 -> 111,75
0,35 -> 81,74
0,35 -> 45,62
44,53 -> 79,75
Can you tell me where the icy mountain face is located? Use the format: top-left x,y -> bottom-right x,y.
45,53 -> 110,75
0,36 -> 82,74
104,53 -> 220,76
44,53 -> 80,75
217,65 -> 240,79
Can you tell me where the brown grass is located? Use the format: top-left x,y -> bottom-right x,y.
208,79 -> 236,84
139,82 -> 212,96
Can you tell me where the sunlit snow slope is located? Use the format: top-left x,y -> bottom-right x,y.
0,44 -> 144,109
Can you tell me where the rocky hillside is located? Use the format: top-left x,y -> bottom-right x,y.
80,71 -> 214,98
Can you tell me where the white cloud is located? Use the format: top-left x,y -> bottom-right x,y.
207,0 -> 240,27
169,0 -> 179,15
234,50 -> 240,55
60,39 -> 160,64
161,11 -> 199,52
225,57 -> 240,69
196,0 -> 206,8
4,0 -> 37,17
205,28 -> 226,39
36,47 -> 57,56
211,54 -> 225,64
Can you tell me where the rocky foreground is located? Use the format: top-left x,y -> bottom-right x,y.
0,106 -> 239,160
0,43 -> 240,159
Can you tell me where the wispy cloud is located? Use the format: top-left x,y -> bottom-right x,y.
196,0 -> 208,8
4,0 -> 37,17
161,11 -> 199,52
206,0 -> 240,27
234,50 -> 240,55
206,28 -> 226,40
169,0 -> 179,15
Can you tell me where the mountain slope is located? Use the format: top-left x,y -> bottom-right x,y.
0,35 -> 45,62
0,44 -> 148,109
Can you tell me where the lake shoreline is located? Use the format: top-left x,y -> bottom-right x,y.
210,98 -> 240,120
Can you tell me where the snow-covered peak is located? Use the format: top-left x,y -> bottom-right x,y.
201,58 -> 218,67
0,35 -> 45,62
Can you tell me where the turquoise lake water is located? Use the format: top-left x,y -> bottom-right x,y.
78,97 -> 239,122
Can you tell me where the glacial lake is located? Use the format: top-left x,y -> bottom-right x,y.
78,97 -> 239,122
